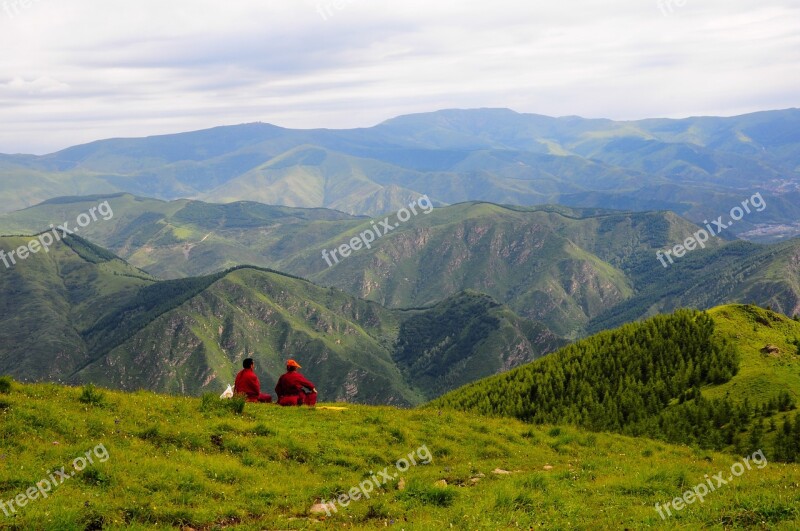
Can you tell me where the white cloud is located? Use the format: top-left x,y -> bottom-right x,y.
0,0 -> 797,153
0,76 -> 69,94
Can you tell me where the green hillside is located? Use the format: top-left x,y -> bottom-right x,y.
0,233 -> 154,382
0,195 -> 700,337
392,291 -> 566,400
301,202 -> 642,338
4,195 -> 799,339
74,266 -> 422,405
0,235 -> 556,403
0,194 -> 364,279
0,379 -> 798,529
587,239 -> 800,333
432,305 -> 800,462
199,146 -> 426,215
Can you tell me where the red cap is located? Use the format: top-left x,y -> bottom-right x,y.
286,359 -> 302,369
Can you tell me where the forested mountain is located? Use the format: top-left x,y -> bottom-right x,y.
0,234 -> 559,402
431,305 -> 800,461
0,193 -> 366,279
3,194 -> 799,339
2,108 -> 799,240
392,291 -> 566,400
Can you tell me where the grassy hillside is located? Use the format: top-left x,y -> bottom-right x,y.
74,266 -> 422,405
432,305 -> 800,461
0,194 -> 364,279
74,269 -> 564,403
588,239 -> 800,332
705,305 -> 800,404
0,379 -> 798,529
199,146 -> 426,215
302,202 -> 642,336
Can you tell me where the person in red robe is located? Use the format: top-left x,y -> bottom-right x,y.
275,359 -> 317,406
233,358 -> 272,403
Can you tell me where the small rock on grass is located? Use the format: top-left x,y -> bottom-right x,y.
310,502 -> 336,515
492,468 -> 512,475
434,479 -> 448,487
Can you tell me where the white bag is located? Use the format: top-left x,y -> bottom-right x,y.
220,384 -> 234,399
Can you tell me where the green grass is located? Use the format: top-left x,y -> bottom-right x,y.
0,381 -> 798,529
706,305 -> 800,405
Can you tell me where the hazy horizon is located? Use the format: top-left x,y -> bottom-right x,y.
1,0 -> 798,154
3,105 -> 799,157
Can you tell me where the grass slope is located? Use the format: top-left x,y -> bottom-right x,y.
75,267 -> 421,405
704,305 -> 800,403
0,380 -> 798,529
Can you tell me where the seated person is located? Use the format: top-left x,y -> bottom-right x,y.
275,359 -> 317,406
233,358 -> 272,403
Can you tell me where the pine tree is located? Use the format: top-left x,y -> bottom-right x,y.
775,417 -> 795,462
748,418 -> 765,455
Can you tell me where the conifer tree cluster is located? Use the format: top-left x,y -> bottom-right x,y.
432,310 -> 799,461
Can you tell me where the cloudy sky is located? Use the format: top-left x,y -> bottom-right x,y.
1,0 -> 798,154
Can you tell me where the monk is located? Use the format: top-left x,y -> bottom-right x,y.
275,359 -> 317,406
233,358 -> 272,403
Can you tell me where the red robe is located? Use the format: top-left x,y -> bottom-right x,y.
275,371 -> 317,406
234,368 -> 272,403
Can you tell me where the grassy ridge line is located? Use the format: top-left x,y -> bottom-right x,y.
81,265 -> 309,362
0,381 -> 797,529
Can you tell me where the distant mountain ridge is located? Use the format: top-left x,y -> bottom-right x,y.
2,108 -> 799,240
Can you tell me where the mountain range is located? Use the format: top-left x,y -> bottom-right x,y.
2,108 -> 800,241
2,107 -> 800,402
2,194 -> 798,339
0,233 -> 562,403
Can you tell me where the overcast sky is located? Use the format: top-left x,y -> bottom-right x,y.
0,0 -> 798,154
